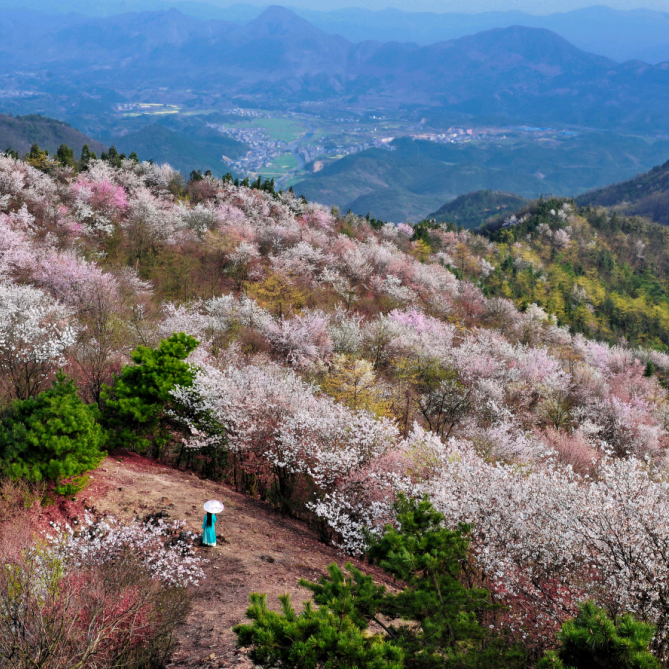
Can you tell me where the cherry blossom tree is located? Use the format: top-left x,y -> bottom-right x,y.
0,282 -> 77,400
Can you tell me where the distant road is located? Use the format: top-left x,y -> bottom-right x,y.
277,122 -> 314,190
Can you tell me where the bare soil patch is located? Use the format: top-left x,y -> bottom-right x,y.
72,453 -> 394,668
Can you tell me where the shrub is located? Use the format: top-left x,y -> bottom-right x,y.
537,601 -> 660,669
0,372 -> 105,484
101,333 -> 199,455
0,517 -> 200,669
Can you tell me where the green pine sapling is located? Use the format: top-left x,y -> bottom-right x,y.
235,497 -> 525,669
538,601 -> 660,669
100,333 -> 199,456
0,372 -> 106,487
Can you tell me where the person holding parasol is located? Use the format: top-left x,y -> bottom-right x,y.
202,499 -> 224,547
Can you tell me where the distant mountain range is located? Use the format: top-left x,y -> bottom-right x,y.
3,6 -> 669,132
3,1 -> 669,63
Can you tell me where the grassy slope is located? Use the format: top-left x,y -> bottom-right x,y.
0,113 -> 107,157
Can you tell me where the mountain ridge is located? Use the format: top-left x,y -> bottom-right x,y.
0,113 -> 107,156
4,1 -> 669,62
5,7 -> 669,132
576,158 -> 669,227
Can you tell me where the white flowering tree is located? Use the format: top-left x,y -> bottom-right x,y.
0,282 -> 77,399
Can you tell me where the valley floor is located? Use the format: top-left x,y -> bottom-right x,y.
78,453 -> 393,669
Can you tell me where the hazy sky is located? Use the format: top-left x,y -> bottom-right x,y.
41,0 -> 669,13
226,0 -> 669,11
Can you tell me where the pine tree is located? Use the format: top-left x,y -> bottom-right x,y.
0,372 -> 106,484
25,142 -> 51,171
236,498 -> 525,669
367,496 -> 524,668
537,601 -> 660,669
100,333 -> 199,456
234,571 -> 404,669
56,143 -> 75,168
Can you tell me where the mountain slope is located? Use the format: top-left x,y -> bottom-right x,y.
293,148 -> 547,222
4,151 -> 669,663
293,133 -> 669,223
0,113 -> 106,156
476,198 -> 669,349
576,159 -> 669,227
113,124 -> 247,177
428,190 -> 528,228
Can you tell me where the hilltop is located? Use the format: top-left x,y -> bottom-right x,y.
427,190 -> 527,228
0,113 -> 106,156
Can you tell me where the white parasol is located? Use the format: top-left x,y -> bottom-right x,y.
204,500 -> 224,514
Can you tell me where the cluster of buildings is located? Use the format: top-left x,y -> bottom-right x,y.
298,137 -> 395,163
208,123 -> 286,172
224,108 -> 267,118
410,128 -> 478,144
0,90 -> 35,98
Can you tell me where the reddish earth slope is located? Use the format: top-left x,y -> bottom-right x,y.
70,453 -> 394,668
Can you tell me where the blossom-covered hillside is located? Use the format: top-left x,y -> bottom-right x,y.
4,152 -> 669,661
477,201 -> 669,350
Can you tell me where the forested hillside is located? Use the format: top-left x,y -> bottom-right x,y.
473,200 -> 669,350
428,190 -> 527,228
113,123 -> 249,177
294,133 -> 669,221
577,158 -> 669,227
4,148 -> 669,666
0,113 -> 107,156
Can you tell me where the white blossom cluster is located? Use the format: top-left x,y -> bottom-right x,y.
427,443 -> 669,649
173,361 -> 398,492
48,515 -> 205,587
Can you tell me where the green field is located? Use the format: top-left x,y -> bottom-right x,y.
258,152 -> 299,179
250,118 -> 306,143
181,110 -> 218,117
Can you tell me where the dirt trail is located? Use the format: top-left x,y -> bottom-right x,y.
81,453 -> 392,669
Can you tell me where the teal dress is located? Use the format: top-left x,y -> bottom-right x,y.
202,513 -> 217,546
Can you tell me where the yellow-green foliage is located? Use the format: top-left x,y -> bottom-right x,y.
473,199 -> 669,351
